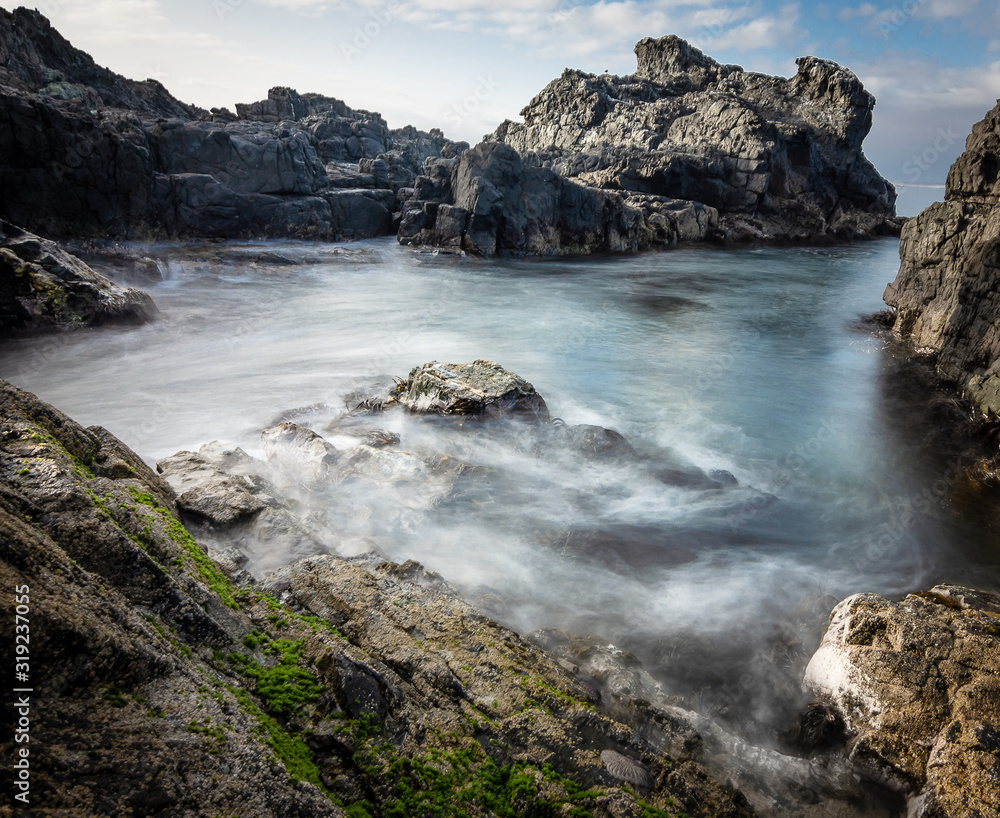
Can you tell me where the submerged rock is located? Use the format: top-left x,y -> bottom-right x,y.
0,220 -> 156,336
885,100 -> 1000,416
393,359 -> 550,420
803,585 -> 1000,816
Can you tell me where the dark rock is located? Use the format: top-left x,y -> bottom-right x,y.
0,10 -> 461,241
0,220 -> 156,336
488,35 -> 895,244
399,141 -> 717,256
393,359 -> 550,420
885,100 -> 1000,416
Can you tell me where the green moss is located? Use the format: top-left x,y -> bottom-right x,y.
229,686 -> 331,796
349,741 -> 606,818
106,686 -> 128,708
226,637 -> 323,718
126,487 -> 237,608
18,467 -> 29,476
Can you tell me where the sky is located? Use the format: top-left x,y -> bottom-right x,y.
5,0 -> 1000,216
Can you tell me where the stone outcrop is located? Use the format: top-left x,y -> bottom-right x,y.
484,35 -> 895,244
0,8 -> 466,242
398,141 -> 718,256
803,586 -> 1000,817
1,376 -> 764,817
0,219 -> 156,336
884,101 -> 1000,416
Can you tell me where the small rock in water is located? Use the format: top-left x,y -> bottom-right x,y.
600,749 -> 653,789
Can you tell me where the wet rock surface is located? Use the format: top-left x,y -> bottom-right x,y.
0,219 -> 157,337
2,377 -> 763,817
885,100 -> 1000,416
803,585 -> 1000,817
392,359 -> 550,419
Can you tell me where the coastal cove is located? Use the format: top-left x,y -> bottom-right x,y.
4,234 -> 997,741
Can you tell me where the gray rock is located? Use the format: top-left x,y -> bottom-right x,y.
884,101 -> 1000,416
393,359 -> 550,420
0,10 -> 462,242
0,220 -> 156,336
803,586 -> 1000,815
488,35 -> 895,243
399,140 -> 718,256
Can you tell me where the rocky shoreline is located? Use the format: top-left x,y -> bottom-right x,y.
3,363 -> 999,817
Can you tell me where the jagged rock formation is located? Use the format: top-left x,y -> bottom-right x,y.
484,35 -> 895,245
0,8 -> 466,241
1,376 -> 765,816
398,141 -> 718,256
803,586 -> 1000,817
0,219 -> 156,336
884,101 -> 1000,416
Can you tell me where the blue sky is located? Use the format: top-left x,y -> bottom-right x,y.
6,0 -> 1000,215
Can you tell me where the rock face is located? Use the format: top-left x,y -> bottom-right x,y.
393,359 -> 550,419
803,586 -> 1000,816
0,376 -> 761,816
0,219 -> 156,336
398,141 -> 718,256
486,35 -> 896,244
0,8 -> 466,241
884,101 -> 1000,415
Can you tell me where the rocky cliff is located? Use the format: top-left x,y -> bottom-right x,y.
884,101 -> 1000,416
485,36 -> 896,245
0,7 -> 466,242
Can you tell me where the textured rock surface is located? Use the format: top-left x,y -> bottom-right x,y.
0,377 -> 761,817
399,141 -> 719,256
0,8 -> 465,241
803,586 -> 1000,816
393,359 -> 550,419
489,35 -> 896,244
884,101 -> 1000,416
0,219 -> 156,336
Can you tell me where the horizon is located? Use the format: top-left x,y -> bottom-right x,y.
4,0 -> 1000,217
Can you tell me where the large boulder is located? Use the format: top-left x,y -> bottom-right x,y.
488,35 -> 896,243
0,219 -> 156,336
885,101 -> 1000,415
803,586 -> 1000,816
393,359 -> 550,420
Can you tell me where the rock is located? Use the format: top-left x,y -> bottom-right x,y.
0,220 -> 156,336
156,445 -> 338,577
488,35 -> 895,243
399,141 -> 718,256
393,359 -> 550,420
0,9 -> 462,241
261,422 -> 341,482
884,100 -> 1000,416
803,586 -> 1000,815
1,377 -> 763,817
